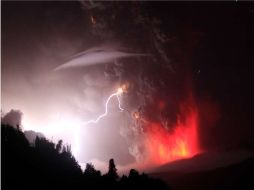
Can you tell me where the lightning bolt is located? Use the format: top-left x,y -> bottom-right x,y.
82,88 -> 124,126
73,87 -> 124,158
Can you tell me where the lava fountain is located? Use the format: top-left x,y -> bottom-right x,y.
144,97 -> 200,165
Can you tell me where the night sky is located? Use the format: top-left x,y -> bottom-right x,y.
2,1 -> 254,171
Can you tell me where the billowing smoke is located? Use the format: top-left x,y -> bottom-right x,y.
78,1 -> 202,165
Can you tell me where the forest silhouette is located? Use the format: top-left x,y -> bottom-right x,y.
2,124 -> 170,190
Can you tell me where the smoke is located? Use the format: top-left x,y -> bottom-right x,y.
77,2 -> 203,165
79,1 -> 105,10
1,109 -> 23,129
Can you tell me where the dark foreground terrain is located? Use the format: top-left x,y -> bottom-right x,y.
151,156 -> 254,190
3,124 -> 254,190
2,124 -> 170,190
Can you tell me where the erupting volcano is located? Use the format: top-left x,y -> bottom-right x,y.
145,97 -> 200,165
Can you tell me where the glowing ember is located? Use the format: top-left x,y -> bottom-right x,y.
133,111 -> 140,120
90,16 -> 96,25
117,87 -> 124,94
145,98 -> 200,165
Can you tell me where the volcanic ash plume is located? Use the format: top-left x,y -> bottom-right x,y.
78,1 -> 202,166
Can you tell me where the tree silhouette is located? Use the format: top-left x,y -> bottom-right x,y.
84,163 -> 101,178
56,139 -> 63,153
2,124 -> 170,190
129,169 -> 139,179
107,158 -> 119,181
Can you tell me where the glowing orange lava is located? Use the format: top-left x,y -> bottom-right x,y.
145,99 -> 200,165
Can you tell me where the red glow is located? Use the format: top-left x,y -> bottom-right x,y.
145,98 -> 200,165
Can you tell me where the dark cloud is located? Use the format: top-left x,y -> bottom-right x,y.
78,2 -> 254,161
